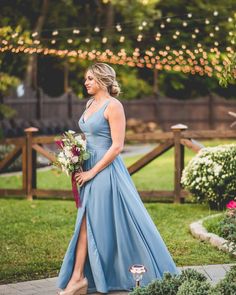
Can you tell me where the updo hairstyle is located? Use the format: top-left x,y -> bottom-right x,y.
87,63 -> 121,97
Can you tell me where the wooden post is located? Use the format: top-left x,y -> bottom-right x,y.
24,127 -> 39,200
171,124 -> 188,203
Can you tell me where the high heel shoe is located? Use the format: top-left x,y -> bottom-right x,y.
57,277 -> 88,295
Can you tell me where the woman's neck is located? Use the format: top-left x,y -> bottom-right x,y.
93,90 -> 111,103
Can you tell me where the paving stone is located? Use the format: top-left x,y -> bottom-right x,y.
0,264 -> 235,295
202,264 -> 227,281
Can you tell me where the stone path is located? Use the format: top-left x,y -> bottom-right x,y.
0,264 -> 234,295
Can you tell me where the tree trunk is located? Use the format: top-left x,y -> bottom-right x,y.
25,0 -> 49,88
104,3 -> 114,46
64,60 -> 69,93
153,68 -> 158,97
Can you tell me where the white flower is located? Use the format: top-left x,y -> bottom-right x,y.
72,156 -> 79,163
75,135 -> 83,142
65,149 -> 72,158
68,130 -> 75,134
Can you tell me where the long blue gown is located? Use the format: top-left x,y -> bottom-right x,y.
56,100 -> 179,293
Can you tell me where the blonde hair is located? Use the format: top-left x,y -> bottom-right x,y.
87,63 -> 121,97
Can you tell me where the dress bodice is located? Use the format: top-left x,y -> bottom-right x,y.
78,100 -> 112,150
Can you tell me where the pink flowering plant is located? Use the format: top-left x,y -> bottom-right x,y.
181,144 -> 236,209
53,130 -> 90,208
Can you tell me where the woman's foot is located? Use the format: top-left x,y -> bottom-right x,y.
66,275 -> 84,291
57,277 -> 88,295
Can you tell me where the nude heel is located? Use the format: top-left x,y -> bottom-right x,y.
75,285 -> 88,295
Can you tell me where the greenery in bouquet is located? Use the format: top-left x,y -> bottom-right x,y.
53,130 -> 90,176
181,144 -> 236,209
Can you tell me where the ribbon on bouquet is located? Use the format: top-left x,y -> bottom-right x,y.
71,172 -> 81,208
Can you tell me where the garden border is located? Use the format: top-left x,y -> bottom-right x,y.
189,214 -> 236,256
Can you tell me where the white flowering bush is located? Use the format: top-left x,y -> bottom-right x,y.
181,144 -> 236,209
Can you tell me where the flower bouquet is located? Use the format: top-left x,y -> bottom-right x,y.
53,130 -> 90,208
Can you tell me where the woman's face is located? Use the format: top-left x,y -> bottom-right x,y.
84,70 -> 101,95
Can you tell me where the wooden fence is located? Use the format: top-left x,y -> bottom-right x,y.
0,125 -> 235,203
2,86 -> 236,131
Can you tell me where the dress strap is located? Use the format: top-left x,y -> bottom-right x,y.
86,98 -> 95,110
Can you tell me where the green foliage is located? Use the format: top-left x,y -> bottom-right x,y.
130,267 -> 236,295
210,265 -> 236,295
0,104 -> 17,119
177,280 -> 211,295
181,144 -> 236,209
1,1 -> 236,98
219,52 -> 236,88
219,209 -> 236,254
204,210 -> 236,255
178,268 -> 207,283
203,214 -> 224,236
0,72 -> 20,94
118,67 -> 152,99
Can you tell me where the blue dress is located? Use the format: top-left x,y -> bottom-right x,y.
56,100 -> 179,293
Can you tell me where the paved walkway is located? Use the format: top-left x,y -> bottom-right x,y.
0,264 -> 234,295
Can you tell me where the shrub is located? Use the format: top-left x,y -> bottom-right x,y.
204,206 -> 236,255
210,265 -> 236,295
130,269 -> 208,295
181,144 -> 236,209
177,268 -> 207,284
129,267 -> 236,295
219,208 -> 236,254
176,280 -> 211,295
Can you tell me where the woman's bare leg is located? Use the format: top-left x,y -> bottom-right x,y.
64,213 -> 88,291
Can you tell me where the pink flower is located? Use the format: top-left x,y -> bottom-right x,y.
55,140 -> 64,149
226,200 -> 236,209
72,145 -> 80,156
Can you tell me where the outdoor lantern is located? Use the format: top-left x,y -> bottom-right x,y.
129,264 -> 147,288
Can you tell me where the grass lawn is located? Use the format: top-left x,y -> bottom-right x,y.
0,199 -> 236,285
0,140 -> 234,191
0,139 -> 235,284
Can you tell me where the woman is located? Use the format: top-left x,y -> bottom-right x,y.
56,63 -> 179,295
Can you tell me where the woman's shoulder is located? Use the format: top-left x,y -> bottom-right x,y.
108,97 -> 124,110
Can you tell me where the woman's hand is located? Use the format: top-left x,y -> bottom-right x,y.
75,169 -> 96,186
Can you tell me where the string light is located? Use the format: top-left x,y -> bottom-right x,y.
116,24 -> 122,32
1,10 -> 234,81
73,29 -> 80,34
32,32 -> 38,38
94,27 -> 100,32
52,30 -> 59,36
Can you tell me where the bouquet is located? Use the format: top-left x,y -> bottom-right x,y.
53,130 -> 90,208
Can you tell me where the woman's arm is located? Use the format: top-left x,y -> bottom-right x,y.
75,100 -> 126,186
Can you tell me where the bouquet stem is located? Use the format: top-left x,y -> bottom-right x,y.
71,171 -> 81,208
